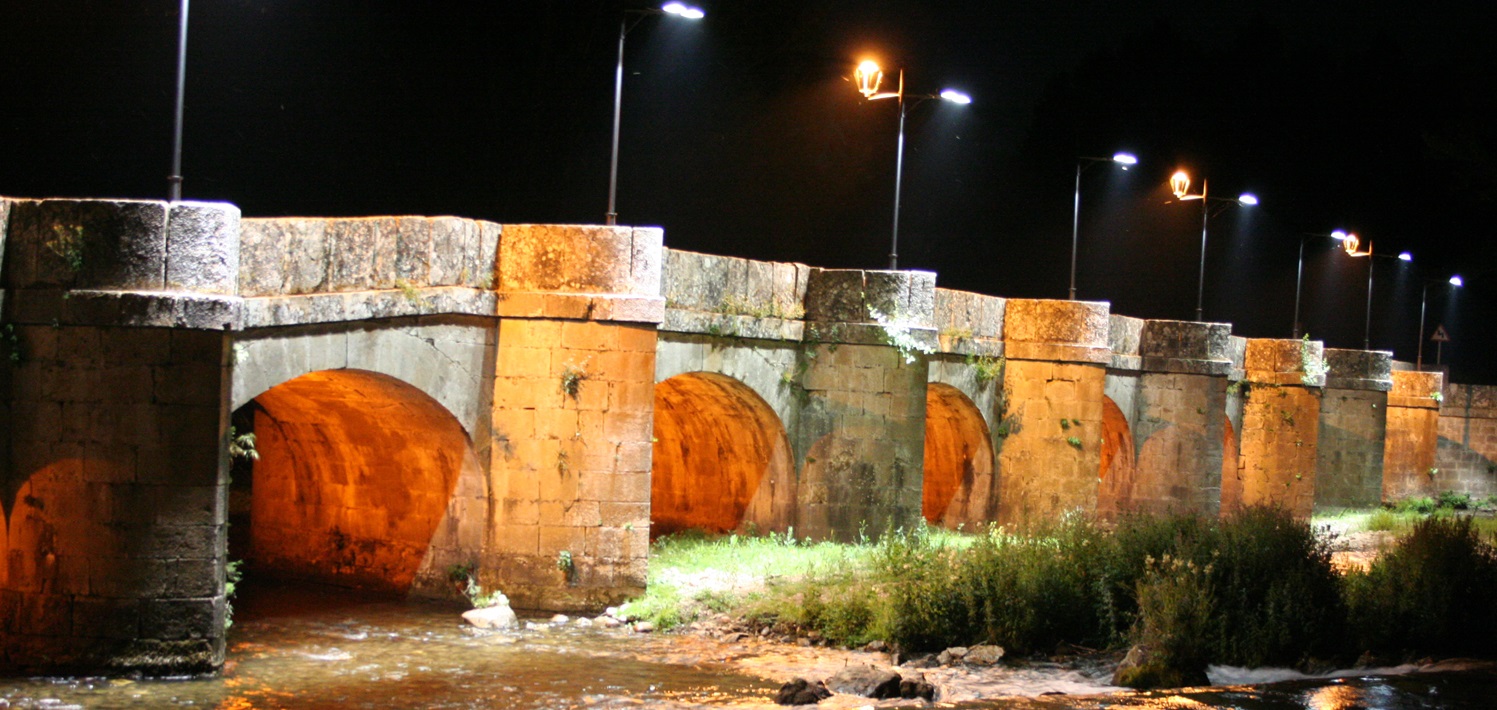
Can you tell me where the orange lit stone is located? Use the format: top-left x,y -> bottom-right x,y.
921,383 -> 995,527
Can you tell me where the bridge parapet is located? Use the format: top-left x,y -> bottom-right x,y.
933,288 -> 1004,357
659,249 -> 808,341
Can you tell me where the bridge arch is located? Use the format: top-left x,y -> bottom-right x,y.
922,383 -> 996,527
651,372 -> 795,537
1096,395 -> 1137,518
229,317 -> 492,441
236,368 -> 478,593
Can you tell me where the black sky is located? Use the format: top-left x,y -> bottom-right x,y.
3,1 -> 1495,381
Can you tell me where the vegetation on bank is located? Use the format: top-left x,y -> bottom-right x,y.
621,506 -> 1497,678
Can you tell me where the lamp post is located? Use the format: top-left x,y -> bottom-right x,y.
605,2 -> 705,226
1417,275 -> 1463,370
855,60 -> 970,270
1069,152 -> 1137,300
1293,230 -> 1365,338
1169,170 -> 1258,322
168,0 -> 190,201
1342,235 -> 1413,349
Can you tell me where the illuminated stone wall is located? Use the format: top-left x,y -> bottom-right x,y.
0,198 -> 233,675
1383,370 -> 1443,501
1103,318 -> 1232,517
1229,338 -> 1325,517
1434,384 -> 1497,497
997,299 -> 1109,526
1313,349 -> 1392,509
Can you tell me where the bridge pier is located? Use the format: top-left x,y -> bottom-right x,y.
1225,338 -> 1326,517
1382,370 -> 1444,501
1,198 -> 236,674
1102,318 -> 1232,517
1313,349 -> 1392,509
996,299 -> 1110,526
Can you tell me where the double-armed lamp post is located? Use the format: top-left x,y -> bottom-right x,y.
1169,170 -> 1258,322
605,2 -> 705,226
1069,153 -> 1137,299
854,60 -> 970,270
1338,233 -> 1412,349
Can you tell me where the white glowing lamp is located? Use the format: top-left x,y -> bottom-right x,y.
661,2 -> 705,19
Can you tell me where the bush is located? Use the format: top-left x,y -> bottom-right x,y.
1203,506 -> 1344,667
1437,490 -> 1473,511
1119,555 -> 1216,686
1345,516 -> 1497,657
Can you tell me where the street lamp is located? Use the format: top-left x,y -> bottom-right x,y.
1417,275 -> 1463,370
1343,238 -> 1413,349
1069,152 -> 1137,300
855,59 -> 971,270
1169,170 -> 1258,322
168,0 -> 190,201
605,3 -> 705,226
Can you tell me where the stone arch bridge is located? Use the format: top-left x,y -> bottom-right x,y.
2,198 -> 1494,675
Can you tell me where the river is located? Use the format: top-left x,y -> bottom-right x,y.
2,581 -> 1494,709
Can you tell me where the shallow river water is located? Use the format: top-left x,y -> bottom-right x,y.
3,582 -> 1495,709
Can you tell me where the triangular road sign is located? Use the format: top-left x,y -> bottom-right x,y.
1431,325 -> 1451,343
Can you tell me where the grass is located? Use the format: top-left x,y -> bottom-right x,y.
624,506 -> 1497,677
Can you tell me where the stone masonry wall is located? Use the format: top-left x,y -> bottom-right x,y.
1230,338 -> 1325,518
997,299 -> 1110,526
1435,384 -> 1497,497
0,325 -> 228,675
1314,349 -> 1391,509
1383,370 -> 1443,501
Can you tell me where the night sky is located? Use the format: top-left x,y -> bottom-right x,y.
3,1 -> 1495,381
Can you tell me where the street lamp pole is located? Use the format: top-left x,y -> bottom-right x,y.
1070,153 -> 1136,300
1194,178 -> 1209,322
605,3 -> 704,226
855,60 -> 970,271
1417,275 -> 1462,370
890,70 -> 907,270
1343,236 -> 1413,350
168,0 -> 190,202
1293,230 -> 1353,339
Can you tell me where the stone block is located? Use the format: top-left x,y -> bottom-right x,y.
395,217 -> 434,285
164,202 -> 240,295
5,199 -> 169,291
1324,348 -> 1393,391
139,598 -> 221,641
1004,299 -> 1111,364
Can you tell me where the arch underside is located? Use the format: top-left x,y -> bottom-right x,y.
922,383 -> 996,528
651,372 -> 795,538
246,369 -> 476,592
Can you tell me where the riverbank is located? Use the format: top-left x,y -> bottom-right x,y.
612,507 -> 1497,697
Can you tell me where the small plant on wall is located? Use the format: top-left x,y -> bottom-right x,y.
560,364 -> 588,400
557,550 -> 576,585
46,223 -> 87,272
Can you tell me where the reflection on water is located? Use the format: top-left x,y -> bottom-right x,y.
1,581 -> 1495,709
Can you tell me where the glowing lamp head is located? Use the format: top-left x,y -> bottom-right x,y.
1398,251 -> 1413,262
855,60 -> 884,98
1170,171 -> 1191,199
1237,193 -> 1259,206
1112,152 -> 1138,167
661,2 -> 705,19
1331,230 -> 1348,241
1451,275 -> 1464,287
1341,233 -> 1362,256
939,89 -> 972,104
